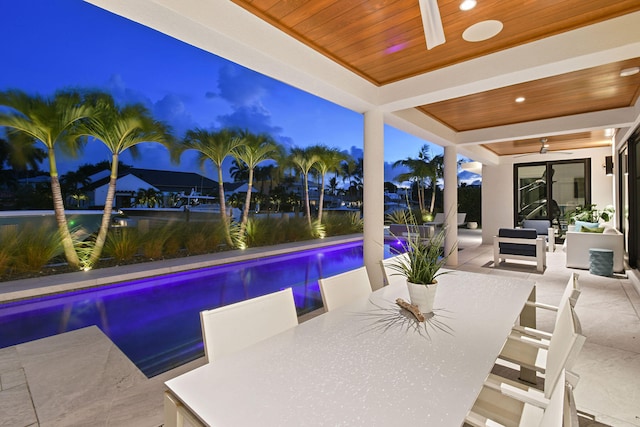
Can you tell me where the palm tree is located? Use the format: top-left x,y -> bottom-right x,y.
0,90 -> 92,268
229,159 -> 249,182
393,152 -> 434,213
0,133 -> 46,193
327,176 -> 339,197
340,158 -> 363,202
76,93 -> 173,267
0,132 -> 47,172
288,147 -> 320,228
231,130 -> 280,237
309,145 -> 348,223
426,154 -> 444,213
136,187 -> 162,207
61,169 -> 91,208
182,128 -> 242,246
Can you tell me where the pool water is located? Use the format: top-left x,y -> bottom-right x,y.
0,240 -> 402,376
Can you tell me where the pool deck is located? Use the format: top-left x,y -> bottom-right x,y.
2,229 -> 640,426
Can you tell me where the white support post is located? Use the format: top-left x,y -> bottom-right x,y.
363,109 -> 385,290
444,145 -> 458,266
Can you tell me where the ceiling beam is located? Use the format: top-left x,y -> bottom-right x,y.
455,107 -> 637,145
377,11 -> 640,112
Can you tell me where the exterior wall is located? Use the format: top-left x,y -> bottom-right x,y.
481,146 -> 614,245
93,175 -> 158,208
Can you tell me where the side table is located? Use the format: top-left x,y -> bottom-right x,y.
589,248 -> 614,277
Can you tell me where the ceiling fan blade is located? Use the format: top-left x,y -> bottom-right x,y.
418,0 -> 445,50
513,150 -> 574,158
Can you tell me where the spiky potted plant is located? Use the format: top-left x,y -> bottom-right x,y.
388,212 -> 456,314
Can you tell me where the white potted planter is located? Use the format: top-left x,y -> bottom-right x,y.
387,211 -> 456,315
407,281 -> 438,314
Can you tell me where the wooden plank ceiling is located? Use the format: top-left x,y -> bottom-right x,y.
232,0 -> 640,155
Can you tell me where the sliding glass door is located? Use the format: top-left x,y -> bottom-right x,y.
514,159 -> 591,238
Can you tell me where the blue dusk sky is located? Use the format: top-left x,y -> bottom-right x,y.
0,0 -> 447,184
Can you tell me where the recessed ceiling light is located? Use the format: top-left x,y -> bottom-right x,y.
604,128 -> 615,137
620,67 -> 640,77
515,97 -> 525,103
460,0 -> 477,11
462,20 -> 503,42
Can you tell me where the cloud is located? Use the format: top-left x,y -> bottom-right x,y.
348,146 -> 363,160
106,74 -> 152,107
386,162 -> 408,183
216,64 -> 275,107
153,93 -> 196,137
217,105 -> 283,136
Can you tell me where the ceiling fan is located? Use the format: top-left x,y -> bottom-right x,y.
418,0 -> 446,50
514,138 -> 573,158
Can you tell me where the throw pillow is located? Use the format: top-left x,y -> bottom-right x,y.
574,220 -> 600,231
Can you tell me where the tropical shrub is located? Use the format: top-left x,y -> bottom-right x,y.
185,221 -> 224,254
12,224 -> 62,273
0,226 -> 19,277
140,225 -> 175,259
184,230 -> 208,255
162,222 -> 186,256
323,212 -> 363,236
243,215 -> 315,247
385,209 -> 413,225
105,228 -> 141,262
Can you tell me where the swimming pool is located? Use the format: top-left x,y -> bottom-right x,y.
0,240 -> 402,376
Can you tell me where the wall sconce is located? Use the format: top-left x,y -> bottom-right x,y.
605,156 -> 614,176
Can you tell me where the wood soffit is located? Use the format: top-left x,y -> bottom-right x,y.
231,0 -> 640,155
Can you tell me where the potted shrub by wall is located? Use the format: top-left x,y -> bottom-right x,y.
388,215 -> 456,314
565,204 -> 615,231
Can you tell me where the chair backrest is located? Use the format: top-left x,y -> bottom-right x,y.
457,213 -> 466,225
544,300 -> 585,399
434,212 -> 445,224
539,369 -> 566,427
200,288 -> 298,362
556,273 -> 581,323
522,219 -> 551,236
318,266 -> 372,311
380,253 -> 409,287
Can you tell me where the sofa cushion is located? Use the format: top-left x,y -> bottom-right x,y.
498,228 -> 538,257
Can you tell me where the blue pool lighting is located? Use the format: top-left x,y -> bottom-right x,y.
0,240 -> 404,377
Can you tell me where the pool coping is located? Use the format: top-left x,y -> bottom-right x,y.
0,234 -> 364,304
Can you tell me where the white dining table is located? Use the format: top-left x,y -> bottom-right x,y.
165,270 -> 535,426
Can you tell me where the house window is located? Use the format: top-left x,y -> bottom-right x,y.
514,159 -> 591,236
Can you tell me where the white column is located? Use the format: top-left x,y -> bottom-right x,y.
444,145 -> 458,266
363,109 -> 385,290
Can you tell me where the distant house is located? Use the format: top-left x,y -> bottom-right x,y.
86,168 -> 219,208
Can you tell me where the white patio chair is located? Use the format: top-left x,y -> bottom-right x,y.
318,266 -> 372,311
199,288 -> 298,362
380,252 -> 410,287
465,369 -> 567,427
467,300 -> 583,427
500,297 -> 586,379
511,272 -> 581,343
